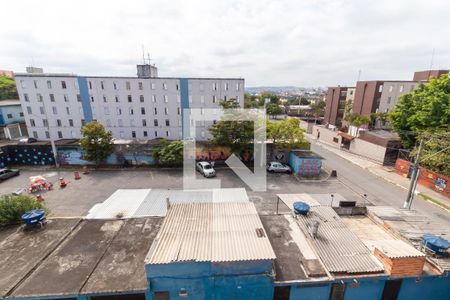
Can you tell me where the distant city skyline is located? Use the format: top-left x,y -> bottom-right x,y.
1,0 -> 449,87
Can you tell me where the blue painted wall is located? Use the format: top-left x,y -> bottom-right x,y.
288,151 -> 322,176
77,77 -> 93,122
179,78 -> 189,139
147,260 -> 274,300
0,105 -> 25,125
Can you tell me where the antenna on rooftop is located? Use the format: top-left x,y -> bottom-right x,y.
147,53 -> 152,66
429,48 -> 435,70
141,45 -> 146,64
357,69 -> 362,81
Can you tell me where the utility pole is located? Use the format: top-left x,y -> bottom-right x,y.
403,138 -> 423,209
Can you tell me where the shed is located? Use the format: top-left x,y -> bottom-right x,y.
288,150 -> 323,176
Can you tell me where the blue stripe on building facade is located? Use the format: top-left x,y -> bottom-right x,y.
180,78 -> 190,138
77,77 -> 93,122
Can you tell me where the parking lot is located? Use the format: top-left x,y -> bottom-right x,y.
0,167 -> 364,217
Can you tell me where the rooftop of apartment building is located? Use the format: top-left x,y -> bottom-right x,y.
1,190 -> 448,299
0,100 -> 20,107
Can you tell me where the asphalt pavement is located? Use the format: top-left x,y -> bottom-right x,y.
310,142 -> 450,228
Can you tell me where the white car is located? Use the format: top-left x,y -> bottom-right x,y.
267,161 -> 292,173
196,161 -> 216,177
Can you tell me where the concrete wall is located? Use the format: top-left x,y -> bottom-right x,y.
299,120 -> 314,134
0,105 -> 24,125
313,125 -> 342,148
349,137 -> 387,163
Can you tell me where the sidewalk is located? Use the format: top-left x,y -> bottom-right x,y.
306,134 -> 450,211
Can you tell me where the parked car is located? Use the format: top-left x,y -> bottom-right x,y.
267,161 -> 292,173
18,137 -> 37,144
196,161 -> 216,177
0,168 -> 20,181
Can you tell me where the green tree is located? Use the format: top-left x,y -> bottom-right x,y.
411,130 -> 450,176
267,118 -> 306,149
244,93 -> 260,108
80,121 -> 114,166
310,100 -> 326,123
153,140 -> 184,166
351,114 -> 370,136
343,100 -> 354,123
266,103 -> 283,118
219,98 -> 240,109
260,91 -> 280,105
389,75 -> 450,148
0,76 -> 18,100
0,195 -> 49,226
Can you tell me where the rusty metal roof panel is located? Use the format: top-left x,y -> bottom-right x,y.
146,202 -> 276,264
296,206 -> 384,274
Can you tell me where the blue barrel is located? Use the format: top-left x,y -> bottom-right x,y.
293,201 -> 310,215
422,234 -> 450,255
22,209 -> 46,225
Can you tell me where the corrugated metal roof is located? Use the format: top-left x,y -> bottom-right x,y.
86,189 -> 151,219
146,202 -> 276,264
86,188 -> 249,219
368,240 -> 425,259
296,206 -> 384,274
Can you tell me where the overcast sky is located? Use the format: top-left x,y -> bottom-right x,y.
1,0 -> 449,87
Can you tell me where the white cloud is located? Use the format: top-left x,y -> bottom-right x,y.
1,0 -> 449,86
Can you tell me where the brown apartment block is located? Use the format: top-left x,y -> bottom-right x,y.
352,81 -> 384,116
324,86 -> 351,127
413,69 -> 449,81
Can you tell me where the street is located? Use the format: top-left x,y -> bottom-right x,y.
310,142 -> 450,228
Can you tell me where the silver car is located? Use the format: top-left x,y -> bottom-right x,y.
196,161 -> 216,177
267,161 -> 292,173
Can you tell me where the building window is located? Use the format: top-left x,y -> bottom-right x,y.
212,96 -> 217,103
141,107 -> 146,115
387,97 -> 392,104
163,83 -> 167,90
166,131 -> 170,137
164,95 -> 168,103
81,119 -> 86,126
399,85 -> 404,92
213,82 -> 217,90
37,93 -> 43,102
128,95 -> 132,102
113,82 -> 118,90
52,107 -> 57,114
5,113 -> 12,119
104,107 -> 110,115
224,82 -> 229,90
143,131 -> 148,137
45,131 -> 50,139
27,106 -> 32,114
77,94 -> 81,102
152,95 -> 156,102
132,131 -> 136,138
115,95 -> 119,102
177,107 -> 181,115
237,96 -> 240,103
138,82 -> 143,90
117,108 -> 122,115
155,131 -> 158,137
176,83 -> 179,90
69,119 -> 74,127
140,95 -> 144,102
89,81 -> 92,89
165,119 -> 170,126
33,80 -> 39,89
64,94 -> 69,102
66,107 -> 70,115
129,108 -> 134,115
56,131 -> 62,139
50,94 -> 55,102
47,80 -> 52,89
24,93 -> 29,102
90,96 -> 94,102
142,119 -> 147,126
33,131 -> 38,138
151,83 -> 155,90
378,85 -> 383,92
20,80 -> 26,88
236,83 -> 240,91
103,95 -> 107,102
19,112 -> 24,117
61,81 -> 67,89
43,119 -> 48,127
164,107 -> 168,115
154,108 -> 157,115
55,119 -> 61,127
126,81 -> 131,90
154,119 -> 158,126
40,106 -> 45,114
389,85 -> 393,92
100,81 -> 105,89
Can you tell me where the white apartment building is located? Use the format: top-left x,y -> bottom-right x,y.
15,64 -> 244,141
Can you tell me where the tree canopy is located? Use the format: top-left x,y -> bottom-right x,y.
310,100 -> 326,122
267,118 -> 306,149
80,121 -> 114,166
0,76 -> 18,100
153,140 -> 184,166
266,103 -> 283,116
389,75 -> 450,149
411,130 -> 450,176
260,91 -> 280,105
